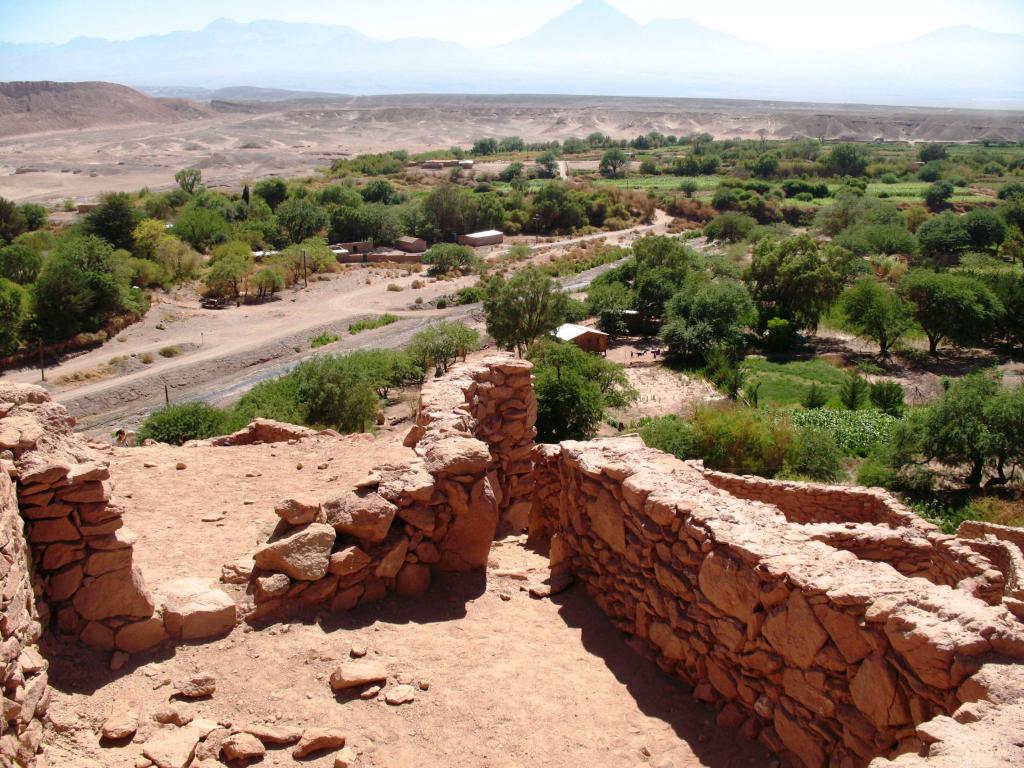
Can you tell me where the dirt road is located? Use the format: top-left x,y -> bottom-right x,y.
3,213 -> 672,436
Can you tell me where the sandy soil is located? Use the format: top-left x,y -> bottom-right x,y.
40,436 -> 773,768
5,93 -> 1023,204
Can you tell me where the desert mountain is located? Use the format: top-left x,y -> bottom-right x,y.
0,81 -> 210,137
0,0 -> 1021,107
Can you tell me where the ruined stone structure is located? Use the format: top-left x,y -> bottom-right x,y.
247,356 -> 536,617
2,357 -> 1023,767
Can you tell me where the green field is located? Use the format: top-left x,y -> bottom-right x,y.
741,356 -> 849,407
594,175 -> 723,191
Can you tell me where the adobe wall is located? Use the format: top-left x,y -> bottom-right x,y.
529,437 -> 1024,768
245,356 -> 537,618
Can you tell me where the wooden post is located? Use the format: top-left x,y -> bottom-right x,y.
302,250 -> 308,288
164,383 -> 169,405
38,340 -> 45,382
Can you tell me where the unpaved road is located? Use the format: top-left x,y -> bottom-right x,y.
3,213 -> 672,436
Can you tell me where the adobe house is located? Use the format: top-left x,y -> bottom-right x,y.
394,236 -> 427,254
555,323 -> 609,355
458,230 -> 504,247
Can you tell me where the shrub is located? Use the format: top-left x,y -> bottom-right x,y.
311,332 -> 340,348
838,373 -> 869,410
637,415 -> 698,460
690,405 -> 794,477
158,346 -> 182,358
704,213 -> 757,243
138,403 -> 231,443
801,383 -> 829,409
349,314 -> 399,334
869,380 -> 905,417
783,427 -> 843,482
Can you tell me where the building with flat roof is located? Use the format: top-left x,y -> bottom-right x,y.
394,236 -> 427,253
458,230 -> 504,247
555,323 -> 609,355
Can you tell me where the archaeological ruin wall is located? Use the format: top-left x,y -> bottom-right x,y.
245,356 -> 537,619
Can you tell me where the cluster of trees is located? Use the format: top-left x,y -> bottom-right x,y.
1,194 -> 152,355
139,321 -> 481,442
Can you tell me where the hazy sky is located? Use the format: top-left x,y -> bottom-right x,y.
2,0 -> 1023,51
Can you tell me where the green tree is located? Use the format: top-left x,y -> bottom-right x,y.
586,281 -> 634,334
33,235 -> 140,342
343,348 -> 422,399
293,356 -> 381,433
84,192 -> 139,250
660,280 -> 754,364
704,213 -> 756,243
529,183 -> 586,233
253,178 -> 288,210
924,181 -> 954,212
984,384 -> 1024,485
839,279 -> 914,358
900,269 -> 1003,354
19,203 -> 47,231
138,403 -> 230,444
484,267 -> 567,356
0,197 -> 26,244
869,380 -> 905,417
921,372 -> 1000,486
536,152 -> 559,179
801,383 -> 829,409
204,252 -> 253,299
406,322 -> 479,375
528,340 -> 634,442
174,168 -> 202,194
275,198 -> 328,245
752,153 -> 780,179
746,235 -> 846,333
252,267 -> 285,299
838,373 -> 869,410
962,208 -> 1007,253
917,212 -> 969,258
784,427 -> 843,482
0,278 -> 27,355
637,415 -> 697,460
422,183 -> 472,237
423,244 -> 478,276
826,144 -> 868,177
599,148 -> 629,178
918,143 -> 947,162
360,179 -> 398,204
171,206 -> 230,251
0,244 -> 42,285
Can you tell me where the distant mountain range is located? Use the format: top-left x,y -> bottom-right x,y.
2,0 -> 1022,108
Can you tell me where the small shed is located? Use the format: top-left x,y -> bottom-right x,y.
395,236 -> 427,254
338,241 -> 375,254
555,324 -> 609,355
459,230 -> 504,247
459,159 -> 475,170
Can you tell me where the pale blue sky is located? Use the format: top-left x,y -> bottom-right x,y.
2,0 -> 1023,51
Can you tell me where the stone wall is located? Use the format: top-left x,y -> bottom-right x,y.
0,468 -> 48,767
700,468 -> 1010,608
530,436 -> 1024,768
246,355 -> 537,619
0,384 -> 163,656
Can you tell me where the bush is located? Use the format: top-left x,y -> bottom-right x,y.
690,405 -> 794,477
349,314 -> 399,334
838,373 -> 869,410
423,244 -> 478,276
869,381 -> 905,417
801,383 -> 829,409
137,403 -> 231,444
311,332 -> 339,348
704,212 -> 757,243
637,415 -> 697,460
158,346 -> 181,358
783,427 -> 843,482
792,408 -> 897,456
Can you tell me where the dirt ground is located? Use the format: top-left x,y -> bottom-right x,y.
39,435 -> 772,768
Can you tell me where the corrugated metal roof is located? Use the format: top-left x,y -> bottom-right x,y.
555,323 -> 608,341
466,230 -> 503,238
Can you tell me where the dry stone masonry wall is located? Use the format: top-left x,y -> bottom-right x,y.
529,436 -> 1024,768
245,355 -> 537,619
